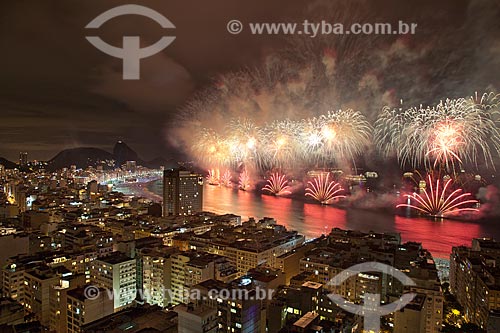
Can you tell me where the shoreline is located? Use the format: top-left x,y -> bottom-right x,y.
115,179 -> 489,262
114,178 -> 451,280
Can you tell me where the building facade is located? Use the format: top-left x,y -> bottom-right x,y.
450,240 -> 500,330
163,169 -> 203,216
91,254 -> 137,312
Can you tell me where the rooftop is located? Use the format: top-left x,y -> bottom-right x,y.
81,305 -> 177,333
175,303 -> 216,318
97,252 -> 134,265
67,285 -> 107,302
293,311 -> 319,329
302,281 -> 323,290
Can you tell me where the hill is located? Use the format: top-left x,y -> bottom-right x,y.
47,147 -> 114,171
0,157 -> 17,169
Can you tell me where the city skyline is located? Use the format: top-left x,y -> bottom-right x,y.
1,141 -> 499,332
1,1 -> 500,332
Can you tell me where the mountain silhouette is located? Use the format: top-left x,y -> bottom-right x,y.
46,141 -> 178,171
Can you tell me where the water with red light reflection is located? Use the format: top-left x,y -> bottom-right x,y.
136,182 -> 499,259
202,185 -> 492,259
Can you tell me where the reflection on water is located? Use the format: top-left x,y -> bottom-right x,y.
146,181 -> 497,259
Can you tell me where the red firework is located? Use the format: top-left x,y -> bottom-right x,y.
220,170 -> 232,187
207,169 -> 220,185
263,173 -> 291,196
306,173 -> 345,204
239,170 -> 251,191
397,175 -> 479,217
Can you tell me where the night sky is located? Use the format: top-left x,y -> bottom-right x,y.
0,0 -> 499,161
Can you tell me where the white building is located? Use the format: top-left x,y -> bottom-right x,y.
91,253 -> 136,311
142,252 -> 172,307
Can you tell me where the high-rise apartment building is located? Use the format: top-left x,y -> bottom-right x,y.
450,239 -> 500,330
66,285 -> 114,333
175,303 -> 218,333
49,273 -> 86,333
141,250 -> 173,307
163,169 -> 203,216
19,152 -> 28,166
182,219 -> 305,274
176,278 -> 264,333
170,252 -> 217,305
23,266 -> 60,327
125,160 -> 137,172
91,253 -> 137,312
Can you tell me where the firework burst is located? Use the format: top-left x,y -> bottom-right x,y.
220,170 -> 232,187
189,109 -> 372,173
227,119 -> 264,170
425,122 -> 464,169
263,173 -> 292,196
375,93 -> 500,171
207,169 -> 220,185
306,172 -> 346,204
316,109 -> 372,169
239,170 -> 251,191
397,175 -> 479,217
262,120 -> 301,169
192,129 -> 232,168
171,0 -> 499,176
